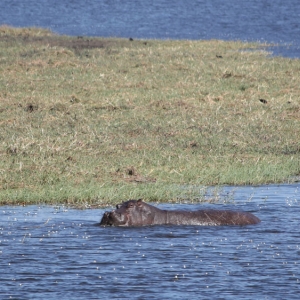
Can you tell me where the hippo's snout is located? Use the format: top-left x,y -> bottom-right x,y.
100,210 -> 128,226
100,211 -> 114,226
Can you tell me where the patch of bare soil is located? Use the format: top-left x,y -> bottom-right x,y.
1,33 -> 139,54
112,166 -> 156,183
32,36 -> 121,50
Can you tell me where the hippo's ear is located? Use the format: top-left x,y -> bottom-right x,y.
137,199 -> 143,206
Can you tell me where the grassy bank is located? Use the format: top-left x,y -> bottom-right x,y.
0,26 -> 299,206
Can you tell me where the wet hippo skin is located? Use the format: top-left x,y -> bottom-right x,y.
100,199 -> 260,226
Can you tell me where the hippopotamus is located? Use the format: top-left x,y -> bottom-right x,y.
100,199 -> 260,226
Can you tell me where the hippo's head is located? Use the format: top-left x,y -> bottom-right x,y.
100,199 -> 156,226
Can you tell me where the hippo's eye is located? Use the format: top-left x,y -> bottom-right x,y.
128,203 -> 134,208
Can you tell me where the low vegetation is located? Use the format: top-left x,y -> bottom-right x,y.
0,26 -> 299,206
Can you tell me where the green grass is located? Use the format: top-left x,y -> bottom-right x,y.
0,26 -> 299,206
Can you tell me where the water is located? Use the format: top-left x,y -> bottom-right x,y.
1,184 -> 299,299
1,0 -> 300,58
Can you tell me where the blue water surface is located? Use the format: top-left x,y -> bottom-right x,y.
1,184 -> 300,299
1,0 -> 300,57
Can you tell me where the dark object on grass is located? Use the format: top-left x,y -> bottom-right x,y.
259,98 -> 268,104
100,199 -> 260,227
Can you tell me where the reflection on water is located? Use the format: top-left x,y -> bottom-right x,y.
0,0 -> 300,58
1,184 -> 299,299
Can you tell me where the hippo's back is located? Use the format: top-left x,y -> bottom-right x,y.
194,209 -> 260,226
167,209 -> 260,226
